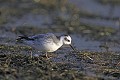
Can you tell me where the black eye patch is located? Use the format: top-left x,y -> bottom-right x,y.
64,38 -> 70,42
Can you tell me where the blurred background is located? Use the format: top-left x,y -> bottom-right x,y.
0,0 -> 120,52
0,0 -> 120,79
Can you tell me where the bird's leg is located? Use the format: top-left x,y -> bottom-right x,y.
27,47 -> 33,58
69,44 -> 93,61
30,51 -> 33,58
45,52 -> 49,59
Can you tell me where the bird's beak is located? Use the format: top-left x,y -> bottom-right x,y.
69,44 -> 93,60
69,44 -> 76,52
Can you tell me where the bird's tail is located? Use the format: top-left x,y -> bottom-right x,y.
16,36 -> 28,42
16,36 -> 34,42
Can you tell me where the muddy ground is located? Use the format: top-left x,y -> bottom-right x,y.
0,0 -> 120,80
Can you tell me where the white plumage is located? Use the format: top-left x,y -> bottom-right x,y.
17,33 -> 73,58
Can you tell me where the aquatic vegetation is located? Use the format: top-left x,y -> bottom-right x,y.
0,0 -> 120,80
0,44 -> 120,80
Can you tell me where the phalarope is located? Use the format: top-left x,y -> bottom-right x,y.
17,33 -> 75,58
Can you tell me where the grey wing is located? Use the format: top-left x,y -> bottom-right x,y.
44,33 -> 60,44
20,33 -> 60,49
30,33 -> 55,40
22,34 -> 46,47
30,34 -> 45,40
20,34 -> 46,45
28,33 -> 59,45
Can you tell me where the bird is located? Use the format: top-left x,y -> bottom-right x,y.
16,33 -> 75,59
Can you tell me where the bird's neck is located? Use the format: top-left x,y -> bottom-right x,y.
59,36 -> 64,46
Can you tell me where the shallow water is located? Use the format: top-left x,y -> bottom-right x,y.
4,14 -> 52,28
69,0 -> 120,17
80,18 -> 120,28
0,0 -> 120,79
1,0 -> 119,53
69,0 -> 120,28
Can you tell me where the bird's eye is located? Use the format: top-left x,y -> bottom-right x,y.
64,38 -> 70,42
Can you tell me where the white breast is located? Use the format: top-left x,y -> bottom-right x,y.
42,42 -> 63,52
